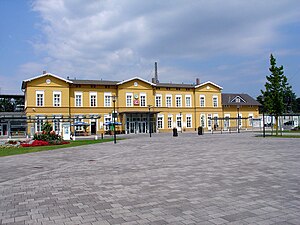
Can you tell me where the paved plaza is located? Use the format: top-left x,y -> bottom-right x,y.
0,133 -> 299,225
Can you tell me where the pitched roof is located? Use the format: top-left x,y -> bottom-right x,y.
117,77 -> 156,86
22,73 -> 72,90
195,81 -> 223,90
156,83 -> 195,88
69,79 -> 118,86
221,93 -> 261,106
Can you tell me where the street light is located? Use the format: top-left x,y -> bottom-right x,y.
262,96 -> 265,138
237,105 -> 240,133
111,95 -> 117,144
148,105 -> 152,137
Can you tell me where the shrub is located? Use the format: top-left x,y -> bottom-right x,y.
21,140 -> 49,147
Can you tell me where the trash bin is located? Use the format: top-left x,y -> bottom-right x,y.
173,127 -> 178,137
198,126 -> 203,135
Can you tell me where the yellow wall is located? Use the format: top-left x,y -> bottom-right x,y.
24,75 -> 260,134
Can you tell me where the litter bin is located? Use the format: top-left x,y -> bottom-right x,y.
198,126 -> 203,135
173,128 -> 178,137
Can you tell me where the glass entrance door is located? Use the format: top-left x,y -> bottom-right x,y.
129,122 -> 135,133
138,122 -> 146,133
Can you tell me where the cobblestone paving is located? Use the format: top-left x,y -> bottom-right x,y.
0,133 -> 299,225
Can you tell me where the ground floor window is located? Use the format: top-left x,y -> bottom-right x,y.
167,116 -> 172,129
157,115 -> 163,129
176,115 -> 182,129
200,114 -> 205,127
75,118 -> 83,131
207,114 -> 212,129
186,115 -> 192,128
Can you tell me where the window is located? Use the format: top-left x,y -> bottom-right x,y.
126,93 -> 133,107
35,116 -> 44,132
200,114 -> 206,127
155,94 -> 162,107
167,115 -> 173,129
74,117 -> 83,131
175,95 -> 182,107
53,115 -> 61,134
185,95 -> 191,107
224,115 -> 230,129
90,92 -> 97,107
200,95 -> 205,107
140,93 -> 146,107
53,91 -> 61,107
104,93 -> 111,107
104,114 -> 112,131
207,114 -> 212,129
213,114 -> 219,129
186,115 -> 192,128
166,95 -> 172,107
176,115 -> 182,128
248,114 -> 253,126
213,96 -> 218,107
36,91 -> 44,107
75,92 -> 82,107
157,115 -> 163,129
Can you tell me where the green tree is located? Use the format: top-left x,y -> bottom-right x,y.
0,98 -> 14,112
261,54 -> 294,135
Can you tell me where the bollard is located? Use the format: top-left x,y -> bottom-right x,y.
173,128 -> 178,137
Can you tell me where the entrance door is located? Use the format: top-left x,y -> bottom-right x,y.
138,122 -> 146,133
129,122 -> 135,133
91,122 -> 96,135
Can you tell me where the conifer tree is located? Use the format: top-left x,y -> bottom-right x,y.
261,54 -> 293,135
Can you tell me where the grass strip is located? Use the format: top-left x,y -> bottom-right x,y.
0,138 -> 118,157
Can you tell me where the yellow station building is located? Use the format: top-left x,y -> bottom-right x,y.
21,72 -> 261,136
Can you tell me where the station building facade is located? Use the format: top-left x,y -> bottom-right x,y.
21,72 -> 260,135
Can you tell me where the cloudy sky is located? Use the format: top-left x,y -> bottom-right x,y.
1,0 -> 300,97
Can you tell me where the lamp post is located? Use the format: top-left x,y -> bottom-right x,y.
237,105 -> 240,133
148,105 -> 152,137
179,112 -> 182,133
262,96 -> 265,138
112,95 -> 117,144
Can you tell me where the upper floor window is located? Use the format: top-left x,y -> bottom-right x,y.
185,95 -> 191,107
140,93 -> 146,107
200,95 -> 205,107
53,91 -> 61,107
36,90 -> 44,107
90,92 -> 97,107
166,95 -> 172,107
213,96 -> 218,107
155,94 -> 162,107
104,93 -> 111,107
126,93 -> 133,107
75,92 -> 82,107
175,95 -> 182,107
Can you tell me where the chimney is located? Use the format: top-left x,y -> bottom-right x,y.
43,70 -> 47,74
196,78 -> 200,85
67,76 -> 69,80
154,62 -> 159,83
152,78 -> 156,83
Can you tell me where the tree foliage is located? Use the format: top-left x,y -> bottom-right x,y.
261,54 -> 295,135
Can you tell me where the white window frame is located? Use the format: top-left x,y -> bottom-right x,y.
35,116 -> 44,132
155,94 -> 162,107
52,115 -> 61,134
104,92 -> 112,107
36,90 -> 44,107
75,92 -> 83,107
213,114 -> 219,129
126,93 -> 133,107
104,114 -> 112,131
176,114 -> 182,128
200,95 -> 205,107
53,91 -> 61,107
167,115 -> 173,129
248,113 -> 253,126
90,92 -> 97,107
207,114 -> 212,130
140,93 -> 147,107
186,114 -> 192,128
166,94 -> 172,107
74,116 -> 83,131
224,114 -> 230,130
185,95 -> 192,107
157,114 -> 164,129
213,95 -> 218,107
200,114 -> 206,128
175,95 -> 182,107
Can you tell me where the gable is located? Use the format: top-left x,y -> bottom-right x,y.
117,77 -> 154,90
231,96 -> 246,103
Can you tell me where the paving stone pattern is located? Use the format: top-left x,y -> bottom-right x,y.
0,133 -> 299,225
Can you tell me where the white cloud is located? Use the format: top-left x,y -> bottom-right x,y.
29,0 -> 300,90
